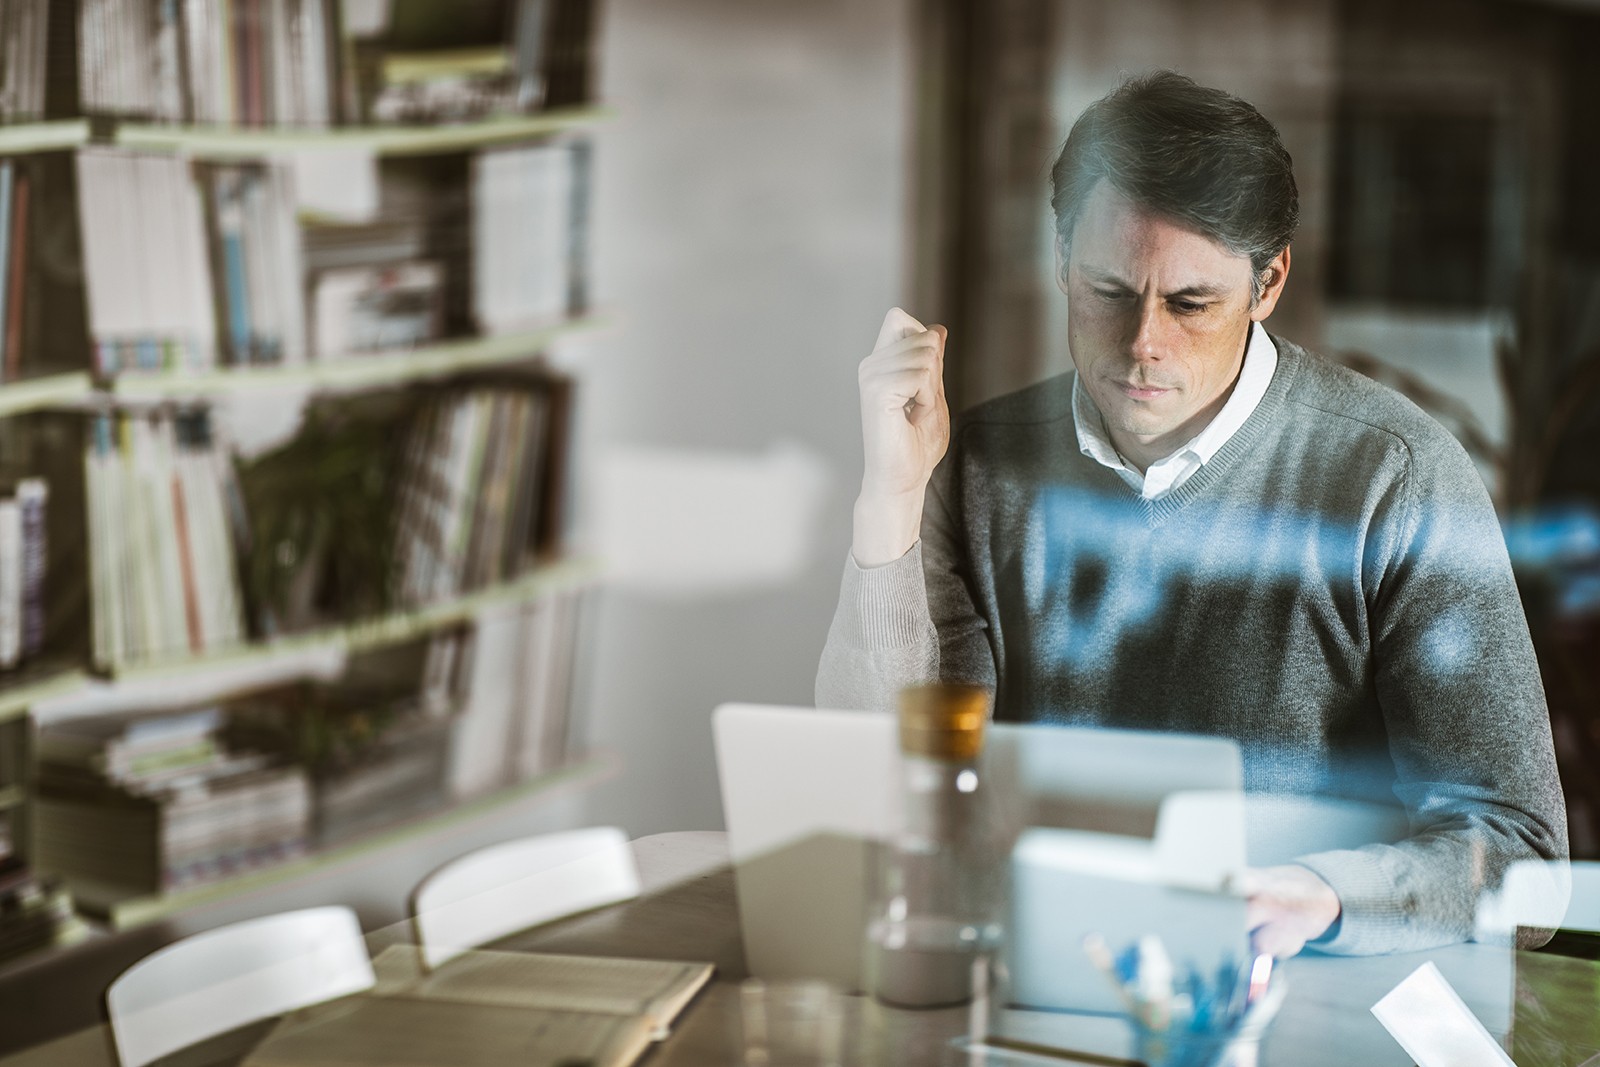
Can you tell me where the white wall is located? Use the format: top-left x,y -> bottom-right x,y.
564,0 -> 911,835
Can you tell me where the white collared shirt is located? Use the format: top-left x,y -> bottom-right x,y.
1072,321 -> 1278,500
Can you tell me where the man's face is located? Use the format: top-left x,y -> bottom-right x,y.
1061,180 -> 1288,470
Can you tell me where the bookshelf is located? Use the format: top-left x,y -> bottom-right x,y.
0,0 -> 608,969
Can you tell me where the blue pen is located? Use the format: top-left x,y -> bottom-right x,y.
1184,967 -> 1211,1033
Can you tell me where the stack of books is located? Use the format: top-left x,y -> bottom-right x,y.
84,410 -> 249,667
77,0 -> 347,126
198,161 -> 308,368
390,383 -> 556,608
0,717 -> 86,965
33,706 -> 311,911
0,478 -> 47,671
0,860 -> 84,966
304,162 -> 453,360
470,141 -> 577,334
75,148 -> 218,376
0,0 -> 52,123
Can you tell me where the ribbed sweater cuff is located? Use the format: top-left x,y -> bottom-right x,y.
1294,850 -> 1408,956
838,542 -> 934,650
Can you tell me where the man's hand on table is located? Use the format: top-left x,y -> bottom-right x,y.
853,308 -> 950,567
1243,864 -> 1342,958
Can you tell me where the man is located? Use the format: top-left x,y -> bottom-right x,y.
816,71 -> 1567,957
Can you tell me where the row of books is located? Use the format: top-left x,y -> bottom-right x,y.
471,141 -> 579,334
391,384 -> 555,608
76,148 -> 218,375
34,706 -> 312,909
69,143 -> 583,376
85,410 -> 249,667
79,0 -> 346,126
0,478 -> 47,670
74,0 -> 599,128
447,588 -> 583,798
203,162 -> 309,366
0,0 -> 51,123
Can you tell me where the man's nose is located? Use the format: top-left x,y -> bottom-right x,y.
1128,298 -> 1168,361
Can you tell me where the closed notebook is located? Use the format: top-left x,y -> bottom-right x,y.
244,946 -> 715,1067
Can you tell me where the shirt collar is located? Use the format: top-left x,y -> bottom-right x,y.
1073,321 -> 1278,475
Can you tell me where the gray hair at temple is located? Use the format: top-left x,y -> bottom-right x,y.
1049,70 -> 1300,304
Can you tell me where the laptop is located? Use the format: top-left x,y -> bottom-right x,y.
711,703 -> 1254,1016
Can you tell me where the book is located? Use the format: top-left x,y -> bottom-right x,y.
470,142 -> 575,335
241,945 -> 713,1067
244,995 -> 656,1067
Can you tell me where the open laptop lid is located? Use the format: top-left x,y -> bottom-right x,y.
712,704 -> 1251,993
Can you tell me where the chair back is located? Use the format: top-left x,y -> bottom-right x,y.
411,826 -> 639,969
106,905 -> 374,1067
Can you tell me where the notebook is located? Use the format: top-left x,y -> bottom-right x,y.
243,946 -> 714,1067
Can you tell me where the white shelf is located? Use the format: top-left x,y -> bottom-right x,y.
107,317 -> 605,398
0,121 -> 90,154
99,556 -> 601,683
116,107 -> 613,159
0,373 -> 95,418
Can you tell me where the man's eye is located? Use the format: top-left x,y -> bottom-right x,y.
1172,300 -> 1208,315
1094,288 -> 1129,301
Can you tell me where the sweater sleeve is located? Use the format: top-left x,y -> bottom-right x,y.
814,542 -> 939,712
816,447 -> 997,711
1293,435 -> 1569,955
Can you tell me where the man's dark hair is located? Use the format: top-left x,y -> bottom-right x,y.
1049,70 -> 1299,301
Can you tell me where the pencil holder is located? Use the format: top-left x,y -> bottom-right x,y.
1128,976 -> 1284,1067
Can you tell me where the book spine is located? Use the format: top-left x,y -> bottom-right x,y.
4,171 -> 29,385
0,497 -> 20,668
17,478 -> 47,660
0,163 -> 12,381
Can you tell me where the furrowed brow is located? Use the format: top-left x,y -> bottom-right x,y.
1162,283 -> 1229,300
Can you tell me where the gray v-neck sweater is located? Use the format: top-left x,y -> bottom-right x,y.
817,336 -> 1567,955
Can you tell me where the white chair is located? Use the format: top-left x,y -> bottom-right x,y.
411,826 -> 640,970
106,905 -> 375,1067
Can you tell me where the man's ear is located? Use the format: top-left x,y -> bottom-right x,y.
1250,244 -> 1291,322
1054,236 -> 1071,297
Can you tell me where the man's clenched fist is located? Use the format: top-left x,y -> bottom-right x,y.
852,308 -> 950,567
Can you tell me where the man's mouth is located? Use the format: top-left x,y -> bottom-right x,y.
1114,381 -> 1173,400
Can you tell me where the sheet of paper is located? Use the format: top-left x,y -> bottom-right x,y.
1371,961 -> 1517,1067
